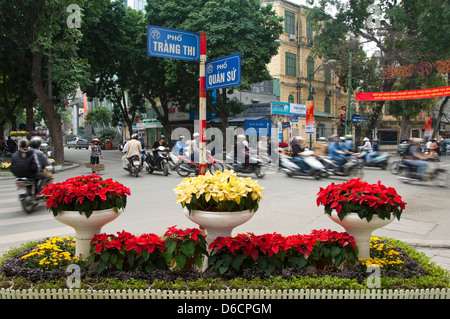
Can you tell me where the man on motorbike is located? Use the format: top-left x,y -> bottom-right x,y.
30,137 -> 54,185
11,139 -> 45,197
404,138 -> 432,180
234,134 -> 249,165
122,134 -> 142,169
174,135 -> 186,155
366,139 -> 379,162
151,135 -> 168,166
328,134 -> 347,173
291,136 -> 309,172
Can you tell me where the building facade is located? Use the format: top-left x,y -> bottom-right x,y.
260,0 -> 348,143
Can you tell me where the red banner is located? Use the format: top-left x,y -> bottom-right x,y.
355,86 -> 450,101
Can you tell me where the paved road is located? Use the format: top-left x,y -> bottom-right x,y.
1,148 -> 449,270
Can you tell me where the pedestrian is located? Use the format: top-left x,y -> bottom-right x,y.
90,138 -> 103,173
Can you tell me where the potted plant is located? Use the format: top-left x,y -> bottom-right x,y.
173,170 -> 263,246
41,174 -> 130,257
316,178 -> 406,259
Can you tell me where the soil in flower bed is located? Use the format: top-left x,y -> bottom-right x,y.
0,242 -> 430,289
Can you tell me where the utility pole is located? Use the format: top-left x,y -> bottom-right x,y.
345,52 -> 352,135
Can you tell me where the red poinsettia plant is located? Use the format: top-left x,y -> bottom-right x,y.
41,174 -> 131,218
316,179 -> 406,222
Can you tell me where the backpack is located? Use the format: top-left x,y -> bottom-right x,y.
10,150 -> 39,178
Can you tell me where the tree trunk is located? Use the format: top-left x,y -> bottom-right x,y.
400,113 -> 410,141
432,96 -> 449,139
31,50 -> 64,164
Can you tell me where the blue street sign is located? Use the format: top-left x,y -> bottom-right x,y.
245,120 -> 272,136
147,25 -> 200,61
206,53 -> 241,90
351,114 -> 369,124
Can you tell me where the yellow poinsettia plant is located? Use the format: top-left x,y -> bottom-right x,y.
174,170 -> 263,214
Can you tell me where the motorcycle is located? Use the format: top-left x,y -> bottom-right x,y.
280,150 -> 328,179
394,159 -> 447,187
317,153 -> 363,179
176,150 -> 224,177
424,148 -> 440,161
355,150 -> 390,170
125,155 -> 142,177
143,146 -> 170,176
16,178 -> 45,213
224,152 -> 267,178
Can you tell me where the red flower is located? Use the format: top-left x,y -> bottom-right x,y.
316,179 -> 406,221
41,174 -> 130,217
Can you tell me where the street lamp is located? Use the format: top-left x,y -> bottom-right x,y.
307,59 -> 337,148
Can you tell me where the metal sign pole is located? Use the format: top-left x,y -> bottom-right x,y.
199,32 -> 207,175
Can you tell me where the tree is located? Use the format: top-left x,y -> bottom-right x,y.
0,0 -> 89,163
80,1 -> 146,139
181,0 -> 283,135
307,0 -> 449,139
85,106 -> 112,130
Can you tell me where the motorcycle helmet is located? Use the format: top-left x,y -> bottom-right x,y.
193,133 -> 199,138
132,134 -> 139,139
30,137 -> 42,149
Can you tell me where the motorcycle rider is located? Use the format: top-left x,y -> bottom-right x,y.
122,134 -> 142,169
187,133 -> 200,162
11,139 -> 44,197
429,138 -> 439,156
366,139 -> 379,163
234,134 -> 249,165
344,135 -> 354,152
404,138 -> 432,180
291,136 -> 309,172
328,134 -> 347,173
29,137 -> 54,186
174,135 -> 186,155
151,135 -> 168,167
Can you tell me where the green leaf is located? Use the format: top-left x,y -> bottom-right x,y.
181,240 -> 195,257
175,254 -> 187,269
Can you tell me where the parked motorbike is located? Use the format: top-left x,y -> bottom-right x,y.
125,155 -> 142,177
317,153 -> 363,179
225,152 -> 267,178
280,150 -> 328,179
355,150 -> 390,170
394,159 -> 447,187
16,178 -> 44,213
143,146 -> 170,176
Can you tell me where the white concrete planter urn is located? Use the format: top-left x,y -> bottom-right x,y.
41,174 -> 130,258
55,208 -> 122,257
317,179 -> 406,260
184,208 -> 254,246
328,211 -> 394,259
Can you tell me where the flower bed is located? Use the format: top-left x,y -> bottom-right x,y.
2,228 -> 448,294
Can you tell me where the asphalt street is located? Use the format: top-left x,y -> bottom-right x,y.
1,147 -> 449,271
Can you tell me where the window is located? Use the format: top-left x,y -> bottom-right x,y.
325,68 -> 331,83
285,52 -> 297,77
324,98 -> 331,113
288,94 -> 295,103
306,19 -> 313,40
285,11 -> 295,35
307,56 -> 315,79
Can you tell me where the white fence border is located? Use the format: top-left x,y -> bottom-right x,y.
1,288 -> 449,299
